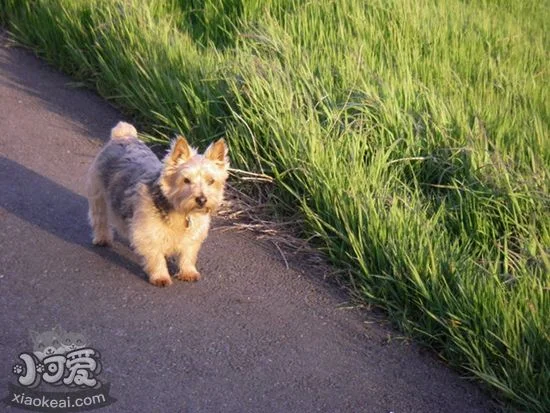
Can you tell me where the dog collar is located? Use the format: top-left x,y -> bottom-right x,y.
147,176 -> 174,218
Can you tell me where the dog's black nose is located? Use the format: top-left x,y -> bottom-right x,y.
195,196 -> 207,207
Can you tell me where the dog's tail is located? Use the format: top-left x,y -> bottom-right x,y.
110,121 -> 138,140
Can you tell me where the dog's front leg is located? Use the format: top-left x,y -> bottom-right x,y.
143,251 -> 173,287
132,239 -> 173,287
176,241 -> 203,282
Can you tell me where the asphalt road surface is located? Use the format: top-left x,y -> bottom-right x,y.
0,35 -> 494,412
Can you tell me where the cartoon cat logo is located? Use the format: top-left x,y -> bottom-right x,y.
62,331 -> 87,352
30,327 -> 88,361
30,326 -> 65,361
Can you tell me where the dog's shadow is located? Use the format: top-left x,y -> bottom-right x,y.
0,156 -> 154,282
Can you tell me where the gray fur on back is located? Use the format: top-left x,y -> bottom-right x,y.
95,137 -> 161,221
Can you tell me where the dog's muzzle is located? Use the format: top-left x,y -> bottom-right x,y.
195,196 -> 207,208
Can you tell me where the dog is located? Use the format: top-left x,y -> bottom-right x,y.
87,121 -> 229,287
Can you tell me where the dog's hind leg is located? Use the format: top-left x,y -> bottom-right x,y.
87,169 -> 113,247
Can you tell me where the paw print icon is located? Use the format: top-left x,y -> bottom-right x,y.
12,364 -> 23,375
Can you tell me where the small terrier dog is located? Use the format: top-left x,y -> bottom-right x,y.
87,121 -> 229,287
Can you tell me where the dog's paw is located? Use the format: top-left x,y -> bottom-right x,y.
149,275 -> 173,287
177,269 -> 201,282
92,237 -> 111,247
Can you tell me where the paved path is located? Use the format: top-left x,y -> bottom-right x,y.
0,37 -> 494,412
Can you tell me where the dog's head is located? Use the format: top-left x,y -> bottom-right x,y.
160,136 -> 229,215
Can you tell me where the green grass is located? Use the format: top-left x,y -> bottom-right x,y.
2,0 -> 549,410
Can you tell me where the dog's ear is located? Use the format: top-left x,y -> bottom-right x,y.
204,138 -> 228,166
168,135 -> 193,164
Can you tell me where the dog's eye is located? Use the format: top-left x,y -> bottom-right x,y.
207,178 -> 215,186
183,178 -> 191,185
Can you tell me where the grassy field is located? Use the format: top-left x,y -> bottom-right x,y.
2,0 -> 549,409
